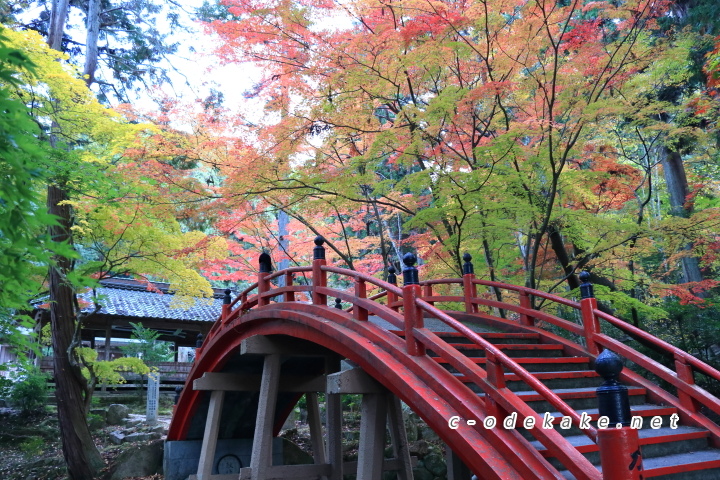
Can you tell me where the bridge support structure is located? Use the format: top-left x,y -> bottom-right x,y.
173,334 -> 417,480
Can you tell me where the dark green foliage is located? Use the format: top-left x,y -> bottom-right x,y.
9,366 -> 49,414
16,0 -> 185,103
119,322 -> 173,362
196,0 -> 241,22
663,298 -> 720,365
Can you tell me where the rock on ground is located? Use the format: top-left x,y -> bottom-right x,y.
106,404 -> 130,425
108,439 -> 163,480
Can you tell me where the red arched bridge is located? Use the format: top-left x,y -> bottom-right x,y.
166,238 -> 720,480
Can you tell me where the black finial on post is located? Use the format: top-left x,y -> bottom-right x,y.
402,252 -> 419,286
579,271 -> 594,299
196,333 -> 204,349
462,253 -> 474,275
335,298 -> 343,309
313,236 -> 326,260
174,386 -> 183,404
387,265 -> 397,285
596,349 -> 632,427
223,289 -> 232,305
259,252 -> 273,273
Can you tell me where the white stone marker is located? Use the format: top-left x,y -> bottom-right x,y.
146,371 -> 160,425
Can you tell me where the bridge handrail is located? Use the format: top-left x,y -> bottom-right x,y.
417,280 -> 584,337
423,278 -> 580,309
421,276 -> 720,420
414,298 -> 599,440
595,310 -> 720,382
321,265 -> 404,296
216,263 -> 720,422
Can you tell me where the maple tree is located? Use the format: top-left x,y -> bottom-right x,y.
198,0 -> 677,292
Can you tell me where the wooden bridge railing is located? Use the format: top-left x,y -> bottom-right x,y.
196,236 -> 720,478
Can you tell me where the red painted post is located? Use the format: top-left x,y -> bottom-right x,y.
579,271 -> 601,356
312,236 -> 327,306
403,283 -> 425,356
674,352 -> 698,413
485,351 -> 508,419
462,254 -> 478,314
221,289 -> 231,322
598,428 -> 643,480
354,278 -> 368,321
258,252 -> 272,307
402,253 -> 425,357
423,283 -> 434,306
518,291 -> 535,327
485,352 -> 506,389
195,333 -> 203,361
387,265 -> 400,312
284,272 -> 295,302
596,349 -> 642,479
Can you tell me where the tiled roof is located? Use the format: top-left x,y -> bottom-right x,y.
38,279 -> 228,323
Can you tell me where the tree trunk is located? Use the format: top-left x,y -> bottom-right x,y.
83,0 -> 101,86
48,0 -> 70,50
661,147 -> 705,286
48,185 -> 104,480
47,2 -> 104,477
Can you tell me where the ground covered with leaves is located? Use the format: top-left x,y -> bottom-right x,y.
0,406 -> 165,480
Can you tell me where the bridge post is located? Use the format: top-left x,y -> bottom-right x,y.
354,278 -> 369,321
250,353 -> 281,480
596,349 -> 642,480
485,351 -> 508,419
305,392 -> 327,465
258,252 -> 273,307
284,272 -> 295,302
196,390 -> 226,480
674,352 -> 699,414
221,289 -> 232,322
195,333 -> 203,359
518,291 -> 535,327
402,253 -> 426,357
386,266 -> 400,312
579,271 -> 601,356
423,283 -> 434,306
312,236 -> 328,306
462,253 -> 478,314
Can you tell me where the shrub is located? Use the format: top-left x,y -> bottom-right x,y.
20,436 -> 44,455
10,366 -> 48,414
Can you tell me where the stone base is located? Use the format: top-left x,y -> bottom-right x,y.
164,438 -> 286,480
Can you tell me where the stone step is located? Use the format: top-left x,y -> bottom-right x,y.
642,450 -> 720,478
515,404 -> 680,438
456,370 -> 601,392
430,343 -> 564,358
503,386 -> 648,412
558,449 -> 720,479
532,426 -> 710,470
435,356 -> 592,373
390,330 -> 542,344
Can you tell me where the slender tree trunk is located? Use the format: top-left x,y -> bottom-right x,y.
548,224 -> 580,291
83,0 -> 101,86
661,147 -> 705,286
47,2 -> 104,478
48,0 -> 70,51
48,185 -> 104,480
